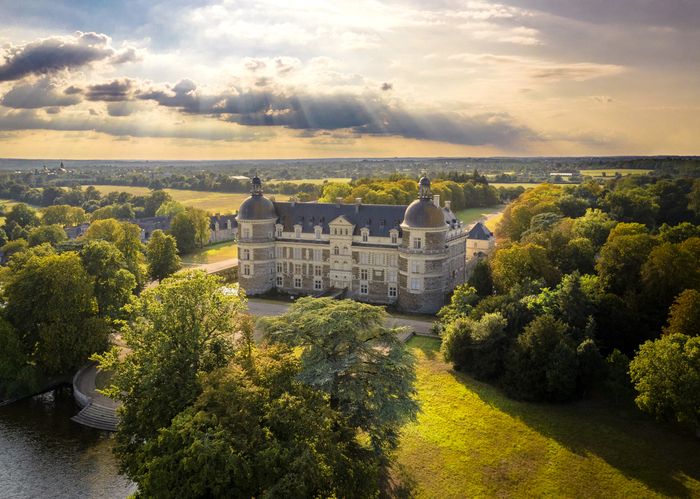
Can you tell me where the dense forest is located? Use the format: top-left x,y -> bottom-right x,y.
437,175 -> 700,431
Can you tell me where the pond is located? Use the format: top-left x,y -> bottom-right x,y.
0,388 -> 134,498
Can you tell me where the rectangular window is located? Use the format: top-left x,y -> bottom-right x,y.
360,269 -> 368,280
391,233 -> 398,244
410,277 -> 421,291
294,277 -> 302,288
314,279 -> 322,290
275,246 -> 282,258
242,227 -> 251,239
387,270 -> 397,283
242,249 -> 250,260
276,276 -> 283,286
314,265 -> 322,277
411,261 -> 421,273
293,247 -> 301,260
243,264 -> 251,276
387,253 -> 397,267
276,263 -> 283,274
313,249 -> 321,261
360,252 -> 369,265
360,283 -> 368,295
295,226 -> 301,238
388,285 -> 397,298
315,228 -> 321,240
276,227 -> 282,238
362,232 -> 368,242
294,264 -> 302,275
413,237 -> 422,249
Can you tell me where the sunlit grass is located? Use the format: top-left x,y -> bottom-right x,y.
269,177 -> 351,185
454,205 -> 504,225
181,242 -> 238,265
88,185 -> 290,214
397,337 -> 700,498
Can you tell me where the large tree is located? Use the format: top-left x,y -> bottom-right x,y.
146,229 -> 181,281
84,219 -> 146,288
630,334 -> 700,432
94,270 -> 249,478
131,346 -> 381,498
40,205 -> 87,226
80,240 -> 137,319
665,289 -> 700,337
263,297 -> 419,455
143,189 -> 173,217
4,252 -> 109,375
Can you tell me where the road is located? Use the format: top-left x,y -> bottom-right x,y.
248,298 -> 435,338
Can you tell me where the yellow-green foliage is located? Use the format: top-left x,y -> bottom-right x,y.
88,185 -> 290,214
270,177 -> 351,185
498,183 -> 563,241
396,337 -> 700,498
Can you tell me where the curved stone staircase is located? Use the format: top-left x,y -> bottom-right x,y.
71,363 -> 120,432
71,401 -> 119,432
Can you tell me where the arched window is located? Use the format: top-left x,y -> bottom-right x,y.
333,246 -> 339,255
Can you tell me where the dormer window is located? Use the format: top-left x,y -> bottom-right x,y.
275,224 -> 283,238
390,230 -> 398,245
294,225 -> 301,238
314,225 -> 322,239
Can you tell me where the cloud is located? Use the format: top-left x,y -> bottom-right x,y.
85,79 -> 135,101
106,101 -> 138,117
0,32 -> 118,81
1,78 -> 82,108
381,82 -> 393,91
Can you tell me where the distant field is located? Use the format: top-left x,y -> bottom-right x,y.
88,185 -> 289,214
397,337 -> 700,498
490,182 -> 542,189
181,241 -> 238,265
580,169 -> 652,177
455,205 -> 505,225
269,177 -> 351,185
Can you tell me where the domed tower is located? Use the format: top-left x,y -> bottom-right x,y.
397,175 -> 449,314
236,176 -> 277,295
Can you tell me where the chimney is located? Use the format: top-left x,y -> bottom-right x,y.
433,194 -> 440,207
444,200 -> 451,210
355,197 -> 362,213
336,197 -> 343,207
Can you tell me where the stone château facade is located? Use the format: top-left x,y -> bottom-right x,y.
236,175 -> 468,314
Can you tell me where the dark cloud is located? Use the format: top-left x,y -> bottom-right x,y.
110,47 -> 141,64
64,85 -> 83,95
136,79 -> 222,113
0,32 -> 115,82
381,82 -> 393,91
106,101 -> 137,117
85,79 -> 134,101
1,78 -> 82,108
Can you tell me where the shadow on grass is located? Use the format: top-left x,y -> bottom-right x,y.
448,368 -> 700,498
408,336 -> 439,361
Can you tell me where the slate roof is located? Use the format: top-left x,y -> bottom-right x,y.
210,214 -> 238,230
135,216 -> 171,234
272,201 -> 407,237
467,222 -> 493,240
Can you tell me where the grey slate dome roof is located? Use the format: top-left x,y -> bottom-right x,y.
238,195 -> 275,220
237,175 -> 276,220
402,198 -> 445,228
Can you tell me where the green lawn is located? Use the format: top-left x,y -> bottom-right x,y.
454,205 -> 505,225
580,169 -> 652,177
489,182 -> 543,189
397,337 -> 700,498
181,241 -> 238,265
88,185 -> 290,214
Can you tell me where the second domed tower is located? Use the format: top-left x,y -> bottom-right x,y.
397,175 -> 450,313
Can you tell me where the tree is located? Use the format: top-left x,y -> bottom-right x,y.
146,229 -> 181,280
441,312 -> 508,380
80,240 -> 137,319
596,227 -> 658,295
437,284 -> 479,326
84,219 -> 146,288
155,200 -> 185,217
27,224 -> 67,247
131,346 -> 381,498
490,242 -> 560,293
630,334 -> 700,431
468,258 -> 493,297
4,203 -> 39,230
0,318 -> 39,398
503,315 -> 579,401
4,252 -> 109,375
571,208 -> 617,249
1,238 -> 28,259
169,210 -> 197,253
263,297 -> 419,455
665,289 -> 700,337
189,207 -> 211,247
94,271 -> 249,479
144,189 -> 172,217
40,205 -> 86,226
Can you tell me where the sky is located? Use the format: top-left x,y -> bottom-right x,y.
0,0 -> 699,160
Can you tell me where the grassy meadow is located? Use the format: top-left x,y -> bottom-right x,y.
454,205 -> 505,226
88,185 -> 290,214
396,337 -> 700,498
181,241 -> 238,265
